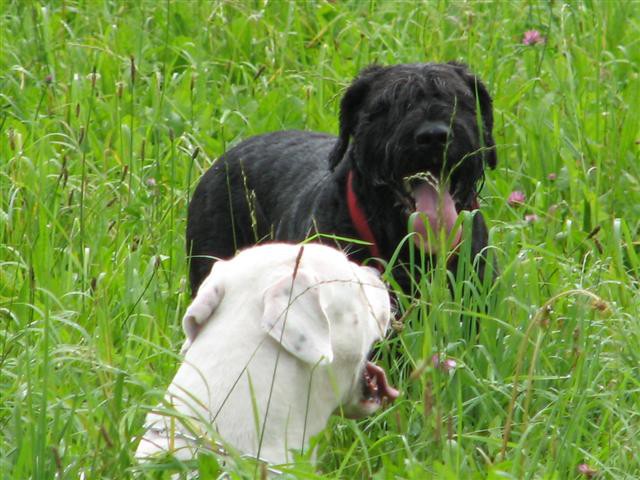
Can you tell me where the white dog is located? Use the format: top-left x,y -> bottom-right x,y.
136,243 -> 398,466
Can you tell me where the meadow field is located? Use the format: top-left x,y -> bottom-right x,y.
1,1 -> 639,478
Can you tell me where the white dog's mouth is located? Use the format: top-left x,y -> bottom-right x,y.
361,361 -> 399,407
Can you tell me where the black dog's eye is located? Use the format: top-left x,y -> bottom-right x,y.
367,102 -> 390,120
431,91 -> 442,101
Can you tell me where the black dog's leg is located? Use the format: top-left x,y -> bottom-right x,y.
469,211 -> 495,284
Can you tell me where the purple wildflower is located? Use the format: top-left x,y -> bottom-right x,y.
577,463 -> 597,478
431,354 -> 457,373
508,191 -> 526,206
431,354 -> 440,369
523,30 -> 545,45
442,358 -> 457,372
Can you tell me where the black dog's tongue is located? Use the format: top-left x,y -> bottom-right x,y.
363,361 -> 399,404
411,182 -> 461,253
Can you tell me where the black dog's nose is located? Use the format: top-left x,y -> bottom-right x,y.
415,121 -> 451,145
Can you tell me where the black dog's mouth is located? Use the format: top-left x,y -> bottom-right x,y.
397,172 -> 462,253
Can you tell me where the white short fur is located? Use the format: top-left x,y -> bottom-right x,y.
135,243 -> 391,465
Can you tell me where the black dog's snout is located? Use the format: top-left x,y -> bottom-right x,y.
414,121 -> 451,146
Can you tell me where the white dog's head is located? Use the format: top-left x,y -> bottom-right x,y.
138,243 -> 398,465
182,243 -> 398,416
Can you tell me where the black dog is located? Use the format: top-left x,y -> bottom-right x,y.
187,62 -> 497,295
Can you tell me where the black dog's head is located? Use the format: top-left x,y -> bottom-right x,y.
329,62 -> 497,252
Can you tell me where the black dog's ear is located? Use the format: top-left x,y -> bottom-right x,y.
328,65 -> 385,171
472,76 -> 498,169
448,62 -> 497,169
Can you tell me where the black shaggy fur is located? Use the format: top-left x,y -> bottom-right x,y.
187,62 -> 497,295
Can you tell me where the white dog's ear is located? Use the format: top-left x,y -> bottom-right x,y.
260,269 -> 333,365
181,262 -> 226,354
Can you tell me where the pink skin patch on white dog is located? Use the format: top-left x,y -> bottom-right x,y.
411,181 -> 462,253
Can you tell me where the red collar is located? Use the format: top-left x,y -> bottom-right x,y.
346,170 -> 382,258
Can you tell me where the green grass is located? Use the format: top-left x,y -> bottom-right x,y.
1,0 -> 639,478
